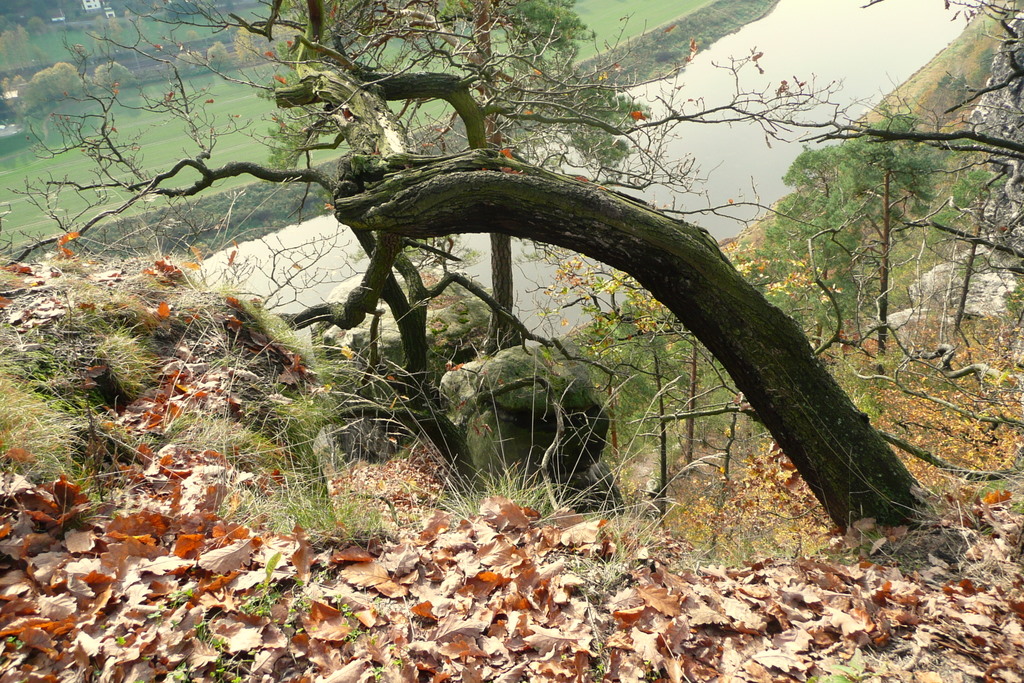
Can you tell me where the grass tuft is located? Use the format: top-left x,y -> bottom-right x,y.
94,330 -> 158,404
164,413 -> 285,472
0,374 -> 82,480
229,476 -> 385,542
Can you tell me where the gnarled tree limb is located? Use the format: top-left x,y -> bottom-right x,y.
328,147 -> 923,526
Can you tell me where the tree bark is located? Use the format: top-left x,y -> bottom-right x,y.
654,351 -> 668,518
487,233 -> 520,351
878,171 -> 892,354
954,224 -> 980,338
469,1 -> 522,352
685,342 -> 699,465
332,149 -> 922,526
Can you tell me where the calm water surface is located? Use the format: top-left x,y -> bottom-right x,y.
651,0 -> 967,233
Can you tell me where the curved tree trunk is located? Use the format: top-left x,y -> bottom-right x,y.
332,150 -> 922,526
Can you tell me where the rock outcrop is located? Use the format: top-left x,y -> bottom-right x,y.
969,18 -> 1024,238
440,346 -> 620,509
316,269 -> 491,463
888,261 -> 1019,328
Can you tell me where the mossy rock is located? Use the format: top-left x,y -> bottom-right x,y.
427,295 -> 489,365
440,346 -> 619,509
441,346 -> 602,413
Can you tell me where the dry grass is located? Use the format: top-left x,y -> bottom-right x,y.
0,373 -> 82,480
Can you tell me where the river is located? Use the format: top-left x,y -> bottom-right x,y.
205,0 -> 970,330
651,0 -> 969,234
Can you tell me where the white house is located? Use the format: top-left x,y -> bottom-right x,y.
82,0 -> 101,11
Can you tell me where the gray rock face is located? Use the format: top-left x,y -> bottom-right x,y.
889,260 -> 1019,329
426,286 -> 491,366
440,346 -> 620,509
313,418 -> 401,466
969,19 -> 1024,239
907,262 -> 1018,317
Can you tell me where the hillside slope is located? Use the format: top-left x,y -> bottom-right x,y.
4,472 -> 1023,681
1,257 -> 1022,682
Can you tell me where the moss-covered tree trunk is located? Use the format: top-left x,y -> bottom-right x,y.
332,150 -> 922,526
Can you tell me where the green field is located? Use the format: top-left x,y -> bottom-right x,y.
0,0 -> 726,242
0,17 -> 225,72
0,70 -> 286,237
574,0 -> 716,58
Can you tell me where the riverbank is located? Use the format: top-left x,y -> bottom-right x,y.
77,0 -> 786,255
579,0 -> 780,82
